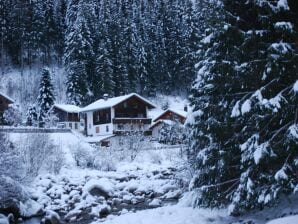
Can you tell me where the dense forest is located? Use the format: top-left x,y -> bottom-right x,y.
0,0 -> 298,220
0,0 -> 208,105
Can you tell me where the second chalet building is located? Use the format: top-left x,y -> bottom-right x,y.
80,93 -> 156,136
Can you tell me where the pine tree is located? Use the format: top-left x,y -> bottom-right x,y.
189,0 -> 298,215
37,68 -> 55,121
187,0 -> 244,208
226,0 -> 298,214
42,0 -> 59,64
64,0 -> 95,105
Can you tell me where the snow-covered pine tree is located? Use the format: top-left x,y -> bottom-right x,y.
227,0 -> 298,215
95,0 -> 115,97
64,0 -> 95,105
37,68 -> 55,121
26,104 -> 38,126
96,36 -> 115,96
42,0 -> 59,64
121,0 -> 139,93
187,0 -> 245,208
189,0 -> 298,215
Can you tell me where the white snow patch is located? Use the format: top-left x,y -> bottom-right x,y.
231,101 -> 241,117
93,205 -> 227,224
293,80 -> 298,92
274,167 -> 288,181
274,22 -> 293,31
201,33 -> 214,44
241,99 -> 251,115
254,142 -> 270,164
267,215 -> 298,224
288,125 -> 298,139
277,0 -> 289,10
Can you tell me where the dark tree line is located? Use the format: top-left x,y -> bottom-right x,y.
0,0 -> 203,105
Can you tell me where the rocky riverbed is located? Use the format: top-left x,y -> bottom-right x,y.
17,163 -> 185,224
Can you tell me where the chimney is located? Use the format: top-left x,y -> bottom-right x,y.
103,94 -> 109,101
184,105 -> 188,112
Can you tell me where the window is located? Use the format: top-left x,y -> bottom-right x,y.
75,123 -> 78,129
93,108 -> 111,125
96,126 -> 100,133
69,123 -> 72,129
106,125 -> 109,132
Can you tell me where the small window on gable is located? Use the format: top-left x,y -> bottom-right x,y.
106,125 -> 109,132
124,102 -> 127,108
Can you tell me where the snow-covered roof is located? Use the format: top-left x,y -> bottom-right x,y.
81,93 -> 156,112
54,104 -> 81,113
153,108 -> 187,122
0,92 -> 14,103
150,119 -> 177,129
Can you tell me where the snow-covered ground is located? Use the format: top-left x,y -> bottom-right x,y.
3,131 -> 298,224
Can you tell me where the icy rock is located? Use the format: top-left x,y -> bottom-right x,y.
91,204 -> 111,218
0,176 -> 29,218
20,199 -> 43,218
163,190 -> 182,200
0,214 -> 14,224
149,199 -> 162,207
41,210 -> 61,224
64,209 -> 82,222
112,198 -> 121,205
83,178 -> 115,199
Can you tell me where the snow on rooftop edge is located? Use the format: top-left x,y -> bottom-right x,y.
153,108 -> 187,122
54,104 -> 81,113
81,93 -> 156,112
0,92 -> 15,103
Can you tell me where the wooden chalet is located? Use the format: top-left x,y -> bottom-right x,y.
0,92 -> 14,124
50,104 -> 81,130
150,108 -> 187,139
80,93 -> 156,136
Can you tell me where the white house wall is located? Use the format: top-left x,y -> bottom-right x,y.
86,111 -> 113,136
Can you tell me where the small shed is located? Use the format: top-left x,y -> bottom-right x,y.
0,92 -> 14,124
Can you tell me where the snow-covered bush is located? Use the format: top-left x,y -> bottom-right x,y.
158,121 -> 186,145
44,144 -> 65,175
93,150 -> 117,171
1,133 -> 65,183
0,133 -> 24,180
3,104 -> 22,126
111,132 -> 148,162
71,143 -> 95,168
44,110 -> 59,128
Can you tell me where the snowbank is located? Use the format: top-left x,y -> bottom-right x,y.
267,215 -> 298,224
95,205 -> 227,224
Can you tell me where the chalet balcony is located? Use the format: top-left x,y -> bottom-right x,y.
112,118 -> 152,124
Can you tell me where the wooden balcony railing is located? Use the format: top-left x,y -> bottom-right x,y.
112,118 -> 152,124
